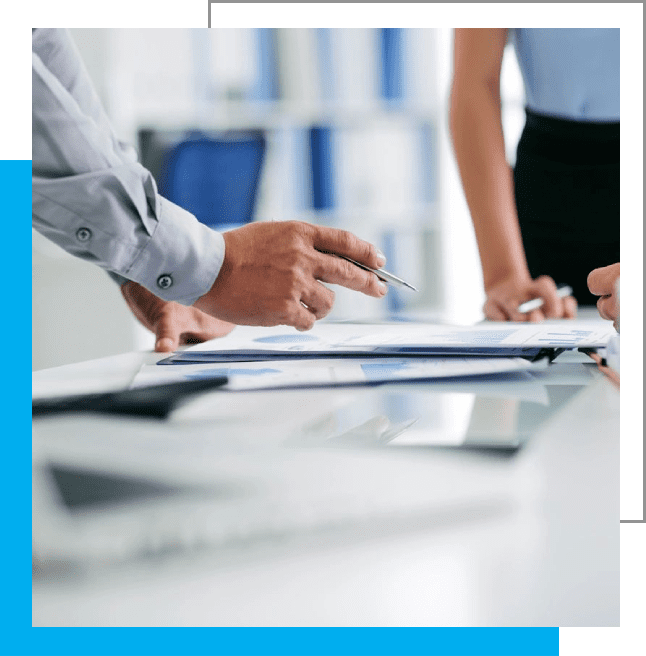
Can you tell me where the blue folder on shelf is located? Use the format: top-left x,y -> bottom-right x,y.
139,129 -> 266,230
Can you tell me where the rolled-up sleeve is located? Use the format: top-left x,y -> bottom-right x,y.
32,28 -> 224,305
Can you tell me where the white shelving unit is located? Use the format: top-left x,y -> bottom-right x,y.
107,29 -> 448,317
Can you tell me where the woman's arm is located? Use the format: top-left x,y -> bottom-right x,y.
449,28 -> 576,321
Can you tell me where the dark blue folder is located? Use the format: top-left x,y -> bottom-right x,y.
140,129 -> 266,229
161,131 -> 265,229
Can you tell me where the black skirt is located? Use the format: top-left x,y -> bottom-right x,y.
513,108 -> 619,306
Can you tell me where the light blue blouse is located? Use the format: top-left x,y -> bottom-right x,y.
512,28 -> 619,122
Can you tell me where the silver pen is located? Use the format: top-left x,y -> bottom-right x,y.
517,285 -> 573,313
337,255 -> 419,292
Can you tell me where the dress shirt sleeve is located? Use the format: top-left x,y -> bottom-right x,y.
31,28 -> 224,305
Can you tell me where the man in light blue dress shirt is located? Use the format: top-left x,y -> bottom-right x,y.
32,28 -> 388,351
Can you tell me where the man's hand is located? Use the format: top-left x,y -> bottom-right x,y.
121,281 -> 236,352
587,262 -> 620,331
194,221 -> 388,331
483,274 -> 578,322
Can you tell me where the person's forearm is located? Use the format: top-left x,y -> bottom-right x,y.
450,82 -> 531,289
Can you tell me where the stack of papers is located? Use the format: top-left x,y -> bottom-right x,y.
135,356 -> 546,391
159,321 -> 614,362
132,321 -> 615,392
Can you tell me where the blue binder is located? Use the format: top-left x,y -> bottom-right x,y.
380,28 -> 404,102
157,131 -> 266,230
309,125 -> 335,211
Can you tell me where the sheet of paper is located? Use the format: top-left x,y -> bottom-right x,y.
160,320 -> 616,364
133,356 -> 547,391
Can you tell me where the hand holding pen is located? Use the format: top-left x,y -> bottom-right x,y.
483,275 -> 577,322
517,284 -> 573,313
197,220 -> 390,332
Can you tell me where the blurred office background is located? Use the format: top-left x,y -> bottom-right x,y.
32,28 -> 525,371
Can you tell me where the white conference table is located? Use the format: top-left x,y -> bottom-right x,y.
32,316 -> 619,627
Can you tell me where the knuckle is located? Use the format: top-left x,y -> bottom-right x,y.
337,228 -> 362,254
290,220 -> 311,242
336,258 -> 354,279
357,239 -> 374,262
293,312 -> 314,331
280,298 -> 296,317
536,276 -> 556,292
283,247 -> 303,269
316,299 -> 332,318
323,292 -> 334,312
283,270 -> 304,296
337,228 -> 355,245
292,220 -> 309,233
365,272 -> 380,293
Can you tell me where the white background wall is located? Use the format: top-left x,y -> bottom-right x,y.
32,28 -> 524,371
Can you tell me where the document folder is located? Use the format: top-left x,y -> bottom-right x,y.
157,322 -> 615,365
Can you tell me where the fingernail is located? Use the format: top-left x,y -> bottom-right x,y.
378,281 -> 388,295
376,249 -> 387,268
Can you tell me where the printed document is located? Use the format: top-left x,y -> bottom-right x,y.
134,356 -> 546,391
159,320 -> 616,364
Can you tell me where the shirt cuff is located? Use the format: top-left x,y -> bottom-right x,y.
107,271 -> 129,288
127,197 -> 225,305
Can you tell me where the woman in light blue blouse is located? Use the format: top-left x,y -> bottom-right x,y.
450,28 -> 619,321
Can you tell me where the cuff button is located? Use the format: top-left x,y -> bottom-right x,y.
76,227 -> 92,242
156,274 -> 173,290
